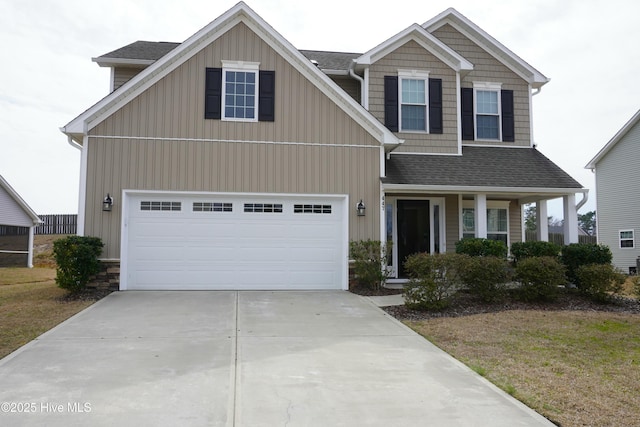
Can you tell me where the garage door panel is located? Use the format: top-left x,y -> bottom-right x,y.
125,194 -> 346,290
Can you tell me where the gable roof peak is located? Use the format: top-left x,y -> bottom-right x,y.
355,23 -> 473,73
423,8 -> 549,88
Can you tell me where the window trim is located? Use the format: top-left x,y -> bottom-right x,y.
473,82 -> 502,141
461,200 -> 510,245
221,61 -> 260,122
619,229 -> 635,249
398,70 -> 429,133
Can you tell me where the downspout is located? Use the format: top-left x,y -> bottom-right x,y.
348,60 -> 365,107
576,189 -> 589,212
64,133 -> 83,151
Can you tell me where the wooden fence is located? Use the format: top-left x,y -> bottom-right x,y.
525,231 -> 597,245
35,214 -> 78,235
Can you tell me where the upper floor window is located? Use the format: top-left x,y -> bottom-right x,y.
399,71 -> 429,131
205,62 -> 275,122
384,72 -> 442,134
475,88 -> 500,139
224,69 -> 257,121
461,82 -> 514,142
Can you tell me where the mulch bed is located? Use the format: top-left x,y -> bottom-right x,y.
381,290 -> 640,321
349,284 -> 403,296
58,289 -> 114,303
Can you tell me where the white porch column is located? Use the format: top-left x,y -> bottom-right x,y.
563,194 -> 578,244
475,194 -> 487,238
536,200 -> 549,242
27,226 -> 34,268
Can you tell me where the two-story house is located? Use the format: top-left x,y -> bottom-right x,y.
61,2 -> 585,290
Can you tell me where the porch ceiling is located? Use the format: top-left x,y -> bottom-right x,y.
383,147 -> 583,195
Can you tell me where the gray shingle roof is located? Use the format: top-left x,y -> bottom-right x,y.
299,50 -> 361,71
96,42 -> 361,72
383,147 -> 583,189
97,41 -> 180,61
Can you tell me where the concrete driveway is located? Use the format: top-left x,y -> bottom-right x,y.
0,291 -> 554,426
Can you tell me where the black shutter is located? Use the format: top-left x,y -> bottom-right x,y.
461,87 -> 474,140
501,89 -> 515,142
384,76 -> 399,132
258,70 -> 275,122
204,68 -> 222,119
428,78 -> 443,134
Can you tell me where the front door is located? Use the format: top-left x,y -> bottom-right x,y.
397,200 -> 430,277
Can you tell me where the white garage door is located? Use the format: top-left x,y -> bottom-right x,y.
122,193 -> 347,290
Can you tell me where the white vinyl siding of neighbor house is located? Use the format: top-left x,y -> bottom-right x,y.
0,186 -> 33,227
594,119 -> 640,272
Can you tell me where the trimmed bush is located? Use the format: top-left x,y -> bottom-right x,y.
561,243 -> 612,285
459,255 -> 510,302
510,241 -> 561,264
403,253 -> 468,311
514,256 -> 566,301
455,238 -> 507,258
53,236 -> 104,294
349,240 -> 391,290
575,264 -> 625,302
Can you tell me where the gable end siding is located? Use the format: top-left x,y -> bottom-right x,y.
595,121 -> 640,271
368,40 -> 458,154
432,24 -> 531,147
0,186 -> 33,227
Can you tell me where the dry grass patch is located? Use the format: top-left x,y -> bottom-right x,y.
408,311 -> 640,427
0,267 -> 95,359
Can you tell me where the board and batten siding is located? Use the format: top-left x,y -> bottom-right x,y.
368,40 -> 459,154
432,24 -> 531,147
84,22 -> 383,259
0,186 -> 33,227
595,120 -> 640,271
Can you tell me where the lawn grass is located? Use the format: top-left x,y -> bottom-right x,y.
0,267 -> 95,359
408,310 -> 640,427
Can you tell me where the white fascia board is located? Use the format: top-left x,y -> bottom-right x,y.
61,1 -> 399,148
0,175 -> 42,225
424,8 -> 549,88
356,24 -> 473,72
91,57 -> 154,68
382,183 -> 583,196
585,108 -> 640,170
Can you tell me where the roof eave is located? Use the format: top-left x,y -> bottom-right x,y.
585,108 -> 640,170
0,175 -> 42,225
92,57 -> 155,68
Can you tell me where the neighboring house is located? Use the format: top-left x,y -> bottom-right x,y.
586,109 -> 640,273
61,2 -> 585,290
0,175 -> 42,268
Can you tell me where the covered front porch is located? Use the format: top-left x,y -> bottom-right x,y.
381,147 -> 586,280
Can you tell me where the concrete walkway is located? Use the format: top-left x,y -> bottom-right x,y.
0,291 -> 554,426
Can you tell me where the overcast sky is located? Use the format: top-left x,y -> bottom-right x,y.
1,0 -> 638,219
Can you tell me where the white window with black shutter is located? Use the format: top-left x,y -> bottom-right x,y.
383,71 -> 442,134
204,61 -> 275,122
461,82 -> 514,142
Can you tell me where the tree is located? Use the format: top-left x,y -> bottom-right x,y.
578,211 -> 596,236
524,205 -> 537,231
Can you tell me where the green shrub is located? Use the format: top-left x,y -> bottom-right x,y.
459,255 -> 510,302
455,238 -> 507,258
561,243 -> 612,285
514,256 -> 566,301
53,236 -> 104,294
403,253 -> 468,311
510,241 -> 561,264
349,240 -> 391,290
575,264 -> 625,302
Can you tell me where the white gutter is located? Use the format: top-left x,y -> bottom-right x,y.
65,134 -> 83,150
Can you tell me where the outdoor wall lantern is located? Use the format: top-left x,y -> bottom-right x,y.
356,199 -> 366,216
102,193 -> 113,212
